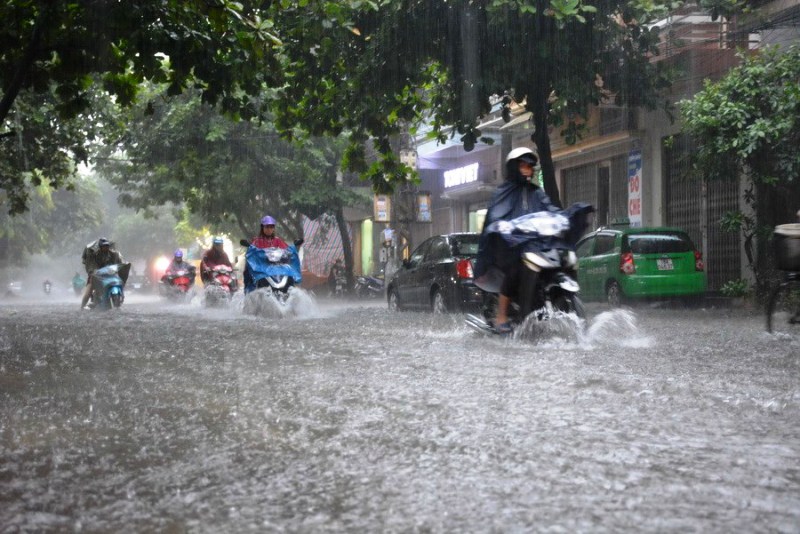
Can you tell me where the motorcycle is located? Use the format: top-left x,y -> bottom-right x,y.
160,265 -> 197,302
354,273 -> 384,299
240,240 -> 302,302
90,263 -> 131,310
466,203 -> 594,336
43,280 -> 52,295
203,264 -> 238,306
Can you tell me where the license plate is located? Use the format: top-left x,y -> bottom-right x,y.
657,258 -> 673,270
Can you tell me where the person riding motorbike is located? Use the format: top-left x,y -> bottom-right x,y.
241,215 -> 304,294
81,237 -> 124,309
161,249 -> 193,282
201,237 -> 233,285
166,249 -> 185,271
250,215 -> 290,249
474,147 -> 560,333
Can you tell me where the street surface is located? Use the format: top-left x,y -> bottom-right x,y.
1,291 -> 798,532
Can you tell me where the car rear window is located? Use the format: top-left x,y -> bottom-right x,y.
625,232 -> 694,254
451,235 -> 479,256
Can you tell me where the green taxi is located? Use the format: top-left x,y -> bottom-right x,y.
575,226 -> 708,306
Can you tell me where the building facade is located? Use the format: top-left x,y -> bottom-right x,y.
379,0 -> 799,293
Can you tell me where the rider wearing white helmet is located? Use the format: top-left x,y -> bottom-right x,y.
474,147 -> 560,333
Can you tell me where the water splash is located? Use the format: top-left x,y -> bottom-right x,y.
582,308 -> 652,348
242,287 -> 320,319
514,311 -> 587,345
202,285 -> 234,309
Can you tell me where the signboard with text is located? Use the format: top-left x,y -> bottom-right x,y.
416,193 -> 432,222
443,163 -> 479,189
374,194 -> 392,223
627,150 -> 642,227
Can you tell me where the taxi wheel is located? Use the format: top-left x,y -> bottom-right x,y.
606,281 -> 624,307
432,289 -> 447,314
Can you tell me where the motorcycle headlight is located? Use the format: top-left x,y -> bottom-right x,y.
516,213 -> 570,236
266,249 -> 286,263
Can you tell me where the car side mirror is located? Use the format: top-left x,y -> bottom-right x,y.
239,239 -> 250,247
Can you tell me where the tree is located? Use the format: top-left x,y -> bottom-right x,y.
0,0 -> 288,213
0,87 -> 114,214
2,0 -> 675,214
0,173 -> 103,271
95,87 -> 369,282
275,0 -> 674,206
680,45 -> 800,290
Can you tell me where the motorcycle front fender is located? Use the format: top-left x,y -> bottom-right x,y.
556,274 -> 580,293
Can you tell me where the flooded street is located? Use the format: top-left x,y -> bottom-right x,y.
1,293 -> 799,532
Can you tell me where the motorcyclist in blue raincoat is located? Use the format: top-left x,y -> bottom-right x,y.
474,147 -> 559,332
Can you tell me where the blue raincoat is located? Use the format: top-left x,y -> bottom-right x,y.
243,245 -> 302,294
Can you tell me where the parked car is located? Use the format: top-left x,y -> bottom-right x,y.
575,226 -> 707,306
387,233 -> 484,312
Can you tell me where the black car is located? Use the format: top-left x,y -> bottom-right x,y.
387,233 -> 484,313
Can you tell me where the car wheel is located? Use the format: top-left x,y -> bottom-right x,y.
432,288 -> 447,314
388,288 -> 402,311
606,280 -> 623,307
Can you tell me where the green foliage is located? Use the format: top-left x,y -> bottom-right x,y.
682,45 -> 800,293
95,87 -> 369,240
680,46 -> 800,187
698,0 -> 748,21
2,0 -> 675,214
720,278 -> 750,298
0,0 -> 292,214
0,87 -> 113,215
0,173 -> 103,267
274,0 -> 675,205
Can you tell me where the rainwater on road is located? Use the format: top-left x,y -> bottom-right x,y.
1,292 -> 798,532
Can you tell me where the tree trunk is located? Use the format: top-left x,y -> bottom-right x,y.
528,0 -> 562,208
333,207 -> 355,292
531,106 -> 562,208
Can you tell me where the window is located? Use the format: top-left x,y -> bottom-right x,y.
625,232 -> 693,254
426,238 -> 451,262
593,233 -> 617,255
451,235 -> 480,256
576,237 -> 595,258
408,240 -> 430,267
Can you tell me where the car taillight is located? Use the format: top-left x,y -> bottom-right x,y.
456,259 -> 474,279
694,250 -> 704,271
620,252 -> 636,274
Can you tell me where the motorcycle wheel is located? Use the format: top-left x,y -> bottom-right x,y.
551,291 -> 586,319
110,293 -> 123,308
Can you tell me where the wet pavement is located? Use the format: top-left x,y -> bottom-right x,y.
0,292 -> 798,532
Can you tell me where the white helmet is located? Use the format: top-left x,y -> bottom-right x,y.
506,147 -> 538,165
